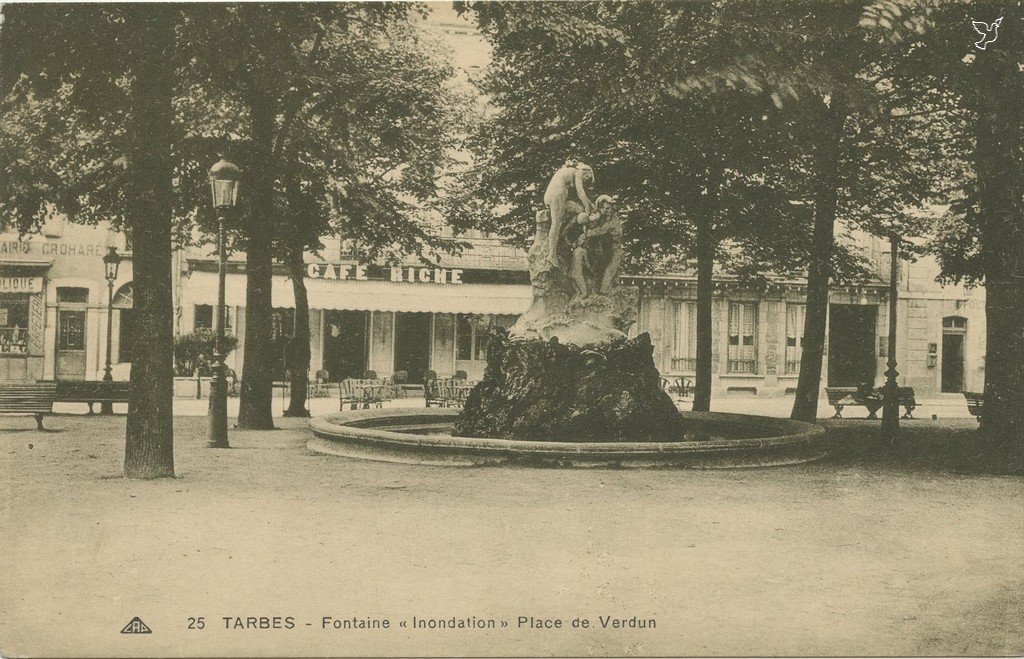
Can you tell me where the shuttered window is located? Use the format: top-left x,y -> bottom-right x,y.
727,302 -> 758,374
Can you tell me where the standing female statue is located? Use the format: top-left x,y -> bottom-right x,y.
542,159 -> 595,266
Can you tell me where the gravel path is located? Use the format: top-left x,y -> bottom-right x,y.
1,414 -> 1021,657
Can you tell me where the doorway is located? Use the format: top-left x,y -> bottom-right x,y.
942,334 -> 965,392
941,316 -> 967,393
55,287 -> 88,380
827,304 -> 877,387
322,310 -> 368,381
393,312 -> 432,384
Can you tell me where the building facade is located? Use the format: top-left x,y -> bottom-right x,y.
630,235 -> 986,398
2,222 -> 985,400
0,219 -> 133,383
178,236 -> 531,383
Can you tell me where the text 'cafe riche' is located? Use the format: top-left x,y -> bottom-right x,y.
306,262 -> 466,285
179,240 -> 532,384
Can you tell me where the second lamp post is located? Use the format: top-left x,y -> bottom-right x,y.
101,246 -> 121,414
207,157 -> 241,449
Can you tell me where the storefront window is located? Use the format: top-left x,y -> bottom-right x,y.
194,304 -> 233,333
456,314 -> 474,360
456,314 -> 518,362
0,294 -> 30,355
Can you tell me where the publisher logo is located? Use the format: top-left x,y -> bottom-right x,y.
121,617 -> 152,634
972,17 -> 1003,50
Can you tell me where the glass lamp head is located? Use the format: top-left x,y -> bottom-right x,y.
102,246 -> 121,283
208,158 -> 242,209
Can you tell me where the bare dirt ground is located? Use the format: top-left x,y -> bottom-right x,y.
1,413 -> 1021,657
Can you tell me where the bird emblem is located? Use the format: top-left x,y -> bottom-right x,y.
972,17 -> 1003,50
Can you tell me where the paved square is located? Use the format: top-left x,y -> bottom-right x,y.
1,414 -> 1021,656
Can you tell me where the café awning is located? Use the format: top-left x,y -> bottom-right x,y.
184,271 -> 532,316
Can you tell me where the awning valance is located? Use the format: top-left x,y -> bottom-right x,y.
183,270 -> 532,316
0,256 -> 53,269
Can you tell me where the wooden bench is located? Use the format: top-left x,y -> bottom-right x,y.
51,380 -> 131,413
963,391 -> 983,423
0,382 -> 57,430
825,386 -> 916,419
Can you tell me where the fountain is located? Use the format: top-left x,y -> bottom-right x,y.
309,161 -> 825,467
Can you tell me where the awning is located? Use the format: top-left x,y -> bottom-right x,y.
183,270 -> 532,316
0,256 -> 53,269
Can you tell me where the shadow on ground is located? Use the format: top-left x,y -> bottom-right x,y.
819,418 -> 1023,476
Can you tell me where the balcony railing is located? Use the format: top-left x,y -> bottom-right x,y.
670,356 -> 697,372
727,359 -> 757,374
0,327 -> 29,355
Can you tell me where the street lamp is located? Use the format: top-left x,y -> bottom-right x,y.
101,245 -> 121,414
207,156 -> 241,449
881,233 -> 901,441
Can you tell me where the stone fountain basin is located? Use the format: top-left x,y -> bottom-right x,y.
308,408 -> 826,469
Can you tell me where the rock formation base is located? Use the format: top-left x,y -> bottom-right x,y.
454,332 -> 684,442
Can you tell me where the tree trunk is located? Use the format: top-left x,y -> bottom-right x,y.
692,208 -> 716,412
692,158 -> 723,413
284,245 -> 311,418
123,5 -> 175,478
791,97 -> 845,421
236,92 -> 277,430
975,55 -> 1024,463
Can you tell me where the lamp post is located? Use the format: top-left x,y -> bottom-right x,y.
881,233 -> 901,440
101,246 -> 121,414
207,157 -> 241,448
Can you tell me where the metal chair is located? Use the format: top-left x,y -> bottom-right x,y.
225,368 -> 239,397
338,378 -> 359,410
310,369 -> 330,398
363,370 -> 378,379
453,370 -> 468,380
424,373 -> 444,407
391,370 -> 408,399
673,377 -> 694,400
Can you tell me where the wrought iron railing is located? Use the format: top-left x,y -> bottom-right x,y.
727,358 -> 757,374
670,357 -> 697,372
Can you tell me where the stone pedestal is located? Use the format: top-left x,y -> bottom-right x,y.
454,332 -> 682,442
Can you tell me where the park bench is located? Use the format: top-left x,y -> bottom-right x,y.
963,391 -> 983,423
825,386 -> 917,419
51,380 -> 131,413
0,381 -> 57,430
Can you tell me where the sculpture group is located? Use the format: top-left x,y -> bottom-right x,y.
509,160 -> 634,345
457,159 -> 683,441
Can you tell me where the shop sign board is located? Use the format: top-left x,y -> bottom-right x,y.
306,263 -> 464,285
0,276 -> 44,293
1,238 -> 108,258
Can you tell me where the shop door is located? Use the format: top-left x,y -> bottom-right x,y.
55,309 -> 87,380
322,310 -> 368,381
827,305 -> 877,387
394,312 -> 431,384
942,333 -> 965,393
